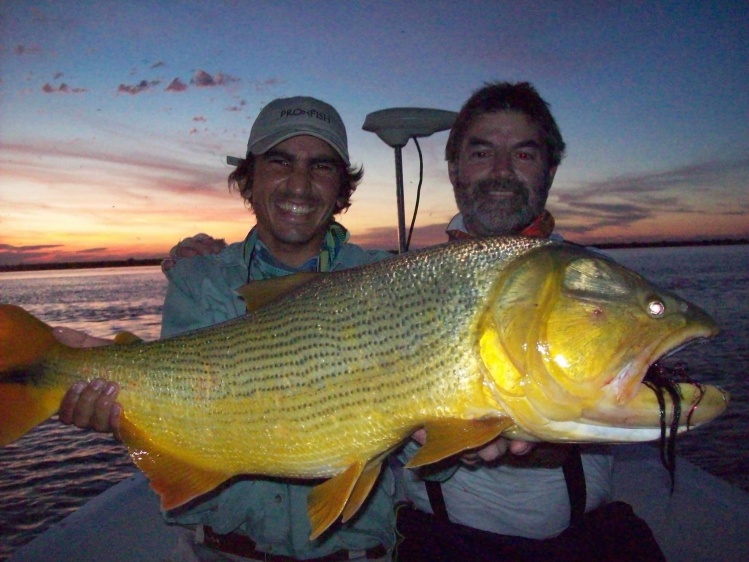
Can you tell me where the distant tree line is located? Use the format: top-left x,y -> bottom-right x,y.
1,239 -> 746,272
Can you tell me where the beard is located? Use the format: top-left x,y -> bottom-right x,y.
454,176 -> 542,236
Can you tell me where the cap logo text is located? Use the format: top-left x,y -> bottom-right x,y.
279,108 -> 331,123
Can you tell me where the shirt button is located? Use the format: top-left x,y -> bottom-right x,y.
274,494 -> 283,504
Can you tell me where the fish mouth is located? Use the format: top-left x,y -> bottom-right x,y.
504,358 -> 729,443
518,312 -> 728,444
587,361 -> 728,432
604,319 -> 719,404
578,327 -> 729,441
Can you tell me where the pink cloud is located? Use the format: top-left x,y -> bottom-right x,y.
190,70 -> 239,87
254,78 -> 284,92
14,44 -> 41,56
41,82 -> 87,94
165,77 -> 187,92
118,80 -> 161,95
215,73 -> 239,85
226,99 -> 247,112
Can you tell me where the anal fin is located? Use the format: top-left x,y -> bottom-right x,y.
405,417 -> 513,468
307,462 -> 363,540
341,460 -> 383,523
119,417 -> 231,511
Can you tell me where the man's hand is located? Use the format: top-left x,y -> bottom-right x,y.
161,233 -> 227,273
53,328 -> 122,440
52,327 -> 111,348
59,379 -> 122,440
411,428 -> 533,465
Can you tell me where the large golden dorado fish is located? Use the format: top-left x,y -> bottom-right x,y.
0,236 -> 729,539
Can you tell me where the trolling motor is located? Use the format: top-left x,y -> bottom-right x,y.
363,108 -> 457,253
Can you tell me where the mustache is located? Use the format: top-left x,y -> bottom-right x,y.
474,177 -> 527,196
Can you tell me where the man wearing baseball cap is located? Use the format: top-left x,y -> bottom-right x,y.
161,96 -> 394,560
61,96 -> 396,561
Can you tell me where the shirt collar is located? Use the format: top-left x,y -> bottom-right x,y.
446,210 -> 556,241
242,221 -> 350,280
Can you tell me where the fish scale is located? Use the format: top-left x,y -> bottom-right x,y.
1,235 -> 728,539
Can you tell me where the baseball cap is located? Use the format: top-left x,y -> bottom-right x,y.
226,96 -> 350,167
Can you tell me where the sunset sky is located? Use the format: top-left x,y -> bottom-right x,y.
1,1 -> 747,266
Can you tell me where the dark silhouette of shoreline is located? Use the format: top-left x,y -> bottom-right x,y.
0,258 -> 163,273
592,238 -> 748,250
0,239 -> 746,273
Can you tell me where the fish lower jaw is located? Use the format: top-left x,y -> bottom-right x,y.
577,383 -> 728,436
505,380 -> 729,443
505,419 -> 698,444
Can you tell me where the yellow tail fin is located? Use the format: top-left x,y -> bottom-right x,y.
0,304 -> 64,445
0,305 -> 57,373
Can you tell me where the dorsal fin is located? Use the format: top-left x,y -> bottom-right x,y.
237,272 -> 319,312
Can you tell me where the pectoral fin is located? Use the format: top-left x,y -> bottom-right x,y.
405,417 -> 514,468
119,417 -> 231,511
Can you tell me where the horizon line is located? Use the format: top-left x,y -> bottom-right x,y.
2,238 -> 747,273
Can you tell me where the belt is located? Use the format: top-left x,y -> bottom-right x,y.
202,525 -> 387,561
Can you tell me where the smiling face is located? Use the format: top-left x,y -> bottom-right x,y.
249,135 -> 346,267
449,111 -> 557,236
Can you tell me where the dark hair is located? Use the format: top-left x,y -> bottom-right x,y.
227,154 -> 363,214
445,81 -> 566,169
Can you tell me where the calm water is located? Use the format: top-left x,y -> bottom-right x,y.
0,246 -> 747,560
0,267 -> 164,560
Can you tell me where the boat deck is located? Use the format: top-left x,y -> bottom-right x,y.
9,444 -> 749,562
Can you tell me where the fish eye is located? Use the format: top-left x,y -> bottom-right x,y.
647,299 -> 666,318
